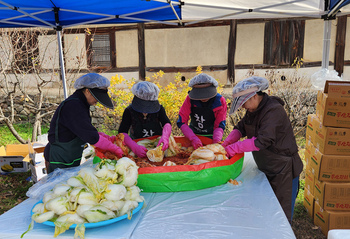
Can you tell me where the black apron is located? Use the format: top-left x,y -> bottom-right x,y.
189,100 -> 215,137
48,98 -> 86,173
245,123 -> 294,223
129,110 -> 163,139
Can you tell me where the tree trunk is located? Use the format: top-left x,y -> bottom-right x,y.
1,117 -> 27,144
31,91 -> 44,142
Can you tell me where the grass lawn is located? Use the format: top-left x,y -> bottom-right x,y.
0,123 -> 49,146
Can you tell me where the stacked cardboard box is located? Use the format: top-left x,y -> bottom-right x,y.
304,80 -> 350,236
27,143 -> 47,183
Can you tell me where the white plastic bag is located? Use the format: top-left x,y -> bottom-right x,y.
310,68 -> 343,91
26,159 -> 94,200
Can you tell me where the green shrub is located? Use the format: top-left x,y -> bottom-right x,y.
98,67 -> 225,136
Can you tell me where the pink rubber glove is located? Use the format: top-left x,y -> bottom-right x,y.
212,128 -> 224,144
222,129 -> 242,148
98,132 -> 116,143
122,133 -> 148,158
157,123 -> 172,151
180,124 -> 203,149
225,137 -> 260,158
94,135 -> 123,158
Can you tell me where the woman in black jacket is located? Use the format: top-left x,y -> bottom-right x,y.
44,73 -> 123,173
118,81 -> 172,158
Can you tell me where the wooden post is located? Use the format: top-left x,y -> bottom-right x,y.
334,16 -> 347,76
138,23 -> 146,81
227,20 -> 237,85
110,31 -> 116,67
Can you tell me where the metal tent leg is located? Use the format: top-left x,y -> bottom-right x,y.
322,20 -> 332,69
57,30 -> 68,99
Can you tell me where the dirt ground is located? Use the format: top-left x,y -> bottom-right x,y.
292,201 -> 326,239
0,171 -> 32,215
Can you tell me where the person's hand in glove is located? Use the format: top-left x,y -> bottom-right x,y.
212,128 -> 224,144
122,133 -> 148,158
157,123 -> 172,151
98,132 -> 116,143
94,134 -> 123,158
221,129 -> 242,148
225,137 -> 260,158
180,124 -> 203,149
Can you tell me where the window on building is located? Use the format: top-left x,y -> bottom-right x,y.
86,31 -> 116,69
263,20 -> 305,66
9,30 -> 40,72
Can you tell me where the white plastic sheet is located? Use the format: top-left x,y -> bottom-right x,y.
182,0 -> 324,21
328,229 -> 350,239
310,68 -> 344,90
0,153 -> 295,239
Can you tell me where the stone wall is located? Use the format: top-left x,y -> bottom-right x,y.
0,95 -> 107,130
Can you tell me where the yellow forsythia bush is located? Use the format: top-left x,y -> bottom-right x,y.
98,67 -> 224,136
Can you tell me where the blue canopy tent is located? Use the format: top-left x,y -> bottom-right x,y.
0,0 -> 350,97
0,0 -> 182,98
320,0 -> 350,69
329,0 -> 350,16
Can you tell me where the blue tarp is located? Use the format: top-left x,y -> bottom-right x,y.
329,0 -> 350,14
0,0 -> 182,29
330,0 -> 350,10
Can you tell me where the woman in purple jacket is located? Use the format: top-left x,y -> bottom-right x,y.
222,76 -> 303,224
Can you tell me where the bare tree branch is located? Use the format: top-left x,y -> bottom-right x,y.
0,107 -> 26,144
0,27 -> 86,143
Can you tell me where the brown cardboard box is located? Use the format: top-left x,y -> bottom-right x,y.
314,179 -> 350,211
303,188 -> 314,219
305,165 -> 315,195
25,143 -> 47,182
0,144 -> 30,173
306,140 -> 350,182
26,143 -> 46,166
0,143 -> 45,174
316,80 -> 350,128
314,201 -> 350,236
306,114 -> 316,143
306,114 -> 350,155
325,80 -> 350,98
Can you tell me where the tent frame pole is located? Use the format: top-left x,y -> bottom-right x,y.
57,30 -> 68,99
328,0 -> 346,18
322,20 -> 332,69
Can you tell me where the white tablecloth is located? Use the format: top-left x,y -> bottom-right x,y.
0,152 -> 295,239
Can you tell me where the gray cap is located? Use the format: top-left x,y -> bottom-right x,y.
229,76 -> 269,115
188,73 -> 218,87
188,73 -> 218,100
74,73 -> 110,90
131,81 -> 160,113
232,76 -> 269,96
74,73 -> 113,109
131,81 -> 159,101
